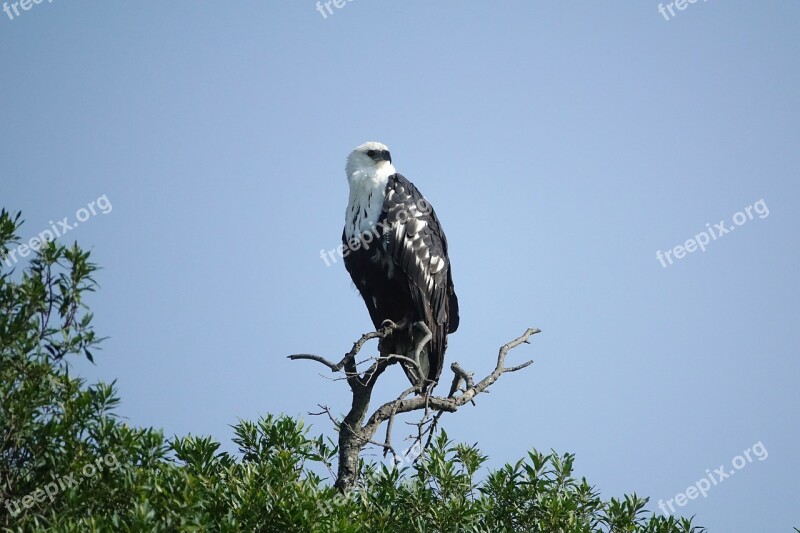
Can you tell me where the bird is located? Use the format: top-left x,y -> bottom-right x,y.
341,141 -> 459,392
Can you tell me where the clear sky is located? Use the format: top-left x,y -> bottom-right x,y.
2,2 -> 798,530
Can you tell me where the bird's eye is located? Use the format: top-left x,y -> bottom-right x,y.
367,150 -> 376,157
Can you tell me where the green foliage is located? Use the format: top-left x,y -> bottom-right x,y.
0,210 -> 709,532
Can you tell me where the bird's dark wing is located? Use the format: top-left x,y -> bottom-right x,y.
380,173 -> 458,380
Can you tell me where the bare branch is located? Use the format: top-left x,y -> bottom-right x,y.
450,362 -> 475,390
362,327 -> 540,436
288,326 -> 541,492
308,404 -> 341,429
383,386 -> 416,459
287,329 -> 386,372
287,353 -> 339,370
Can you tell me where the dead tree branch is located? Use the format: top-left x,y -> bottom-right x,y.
288,327 -> 540,492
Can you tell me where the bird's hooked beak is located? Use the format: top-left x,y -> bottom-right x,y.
374,150 -> 392,164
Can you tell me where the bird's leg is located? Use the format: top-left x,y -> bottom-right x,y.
411,321 -> 432,391
411,321 -> 432,363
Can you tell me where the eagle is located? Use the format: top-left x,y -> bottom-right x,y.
342,142 -> 459,391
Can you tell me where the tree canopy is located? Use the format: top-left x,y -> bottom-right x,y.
0,209 -> 707,532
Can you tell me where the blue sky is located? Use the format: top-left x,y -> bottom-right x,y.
2,1 -> 798,530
